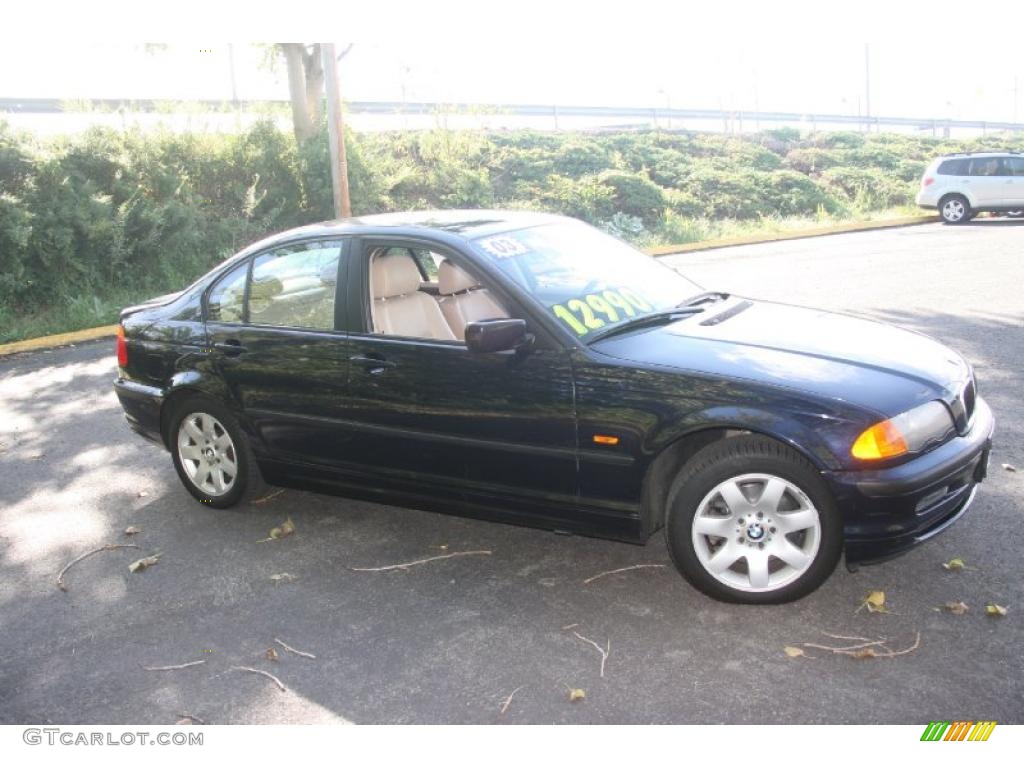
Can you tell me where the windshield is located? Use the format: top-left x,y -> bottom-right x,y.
471,221 -> 702,341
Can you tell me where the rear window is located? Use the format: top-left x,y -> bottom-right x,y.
937,158 -> 968,175
968,157 -> 1003,176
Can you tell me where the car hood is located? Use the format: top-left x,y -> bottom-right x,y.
592,298 -> 971,416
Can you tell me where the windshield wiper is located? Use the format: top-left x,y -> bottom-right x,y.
677,291 -> 730,307
588,306 -> 705,343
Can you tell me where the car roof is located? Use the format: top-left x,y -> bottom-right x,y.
260,209 -> 566,246
939,151 -> 1022,158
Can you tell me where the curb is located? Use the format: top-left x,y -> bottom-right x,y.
0,214 -> 937,358
645,214 -> 936,257
0,324 -> 118,358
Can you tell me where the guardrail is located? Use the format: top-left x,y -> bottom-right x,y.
2,98 -> 1022,133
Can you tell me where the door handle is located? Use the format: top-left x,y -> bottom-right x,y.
214,340 -> 247,356
350,355 -> 397,373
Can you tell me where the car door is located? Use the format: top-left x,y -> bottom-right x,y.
334,236 -> 579,510
205,238 -> 355,467
1005,157 -> 1024,207
966,156 -> 1005,206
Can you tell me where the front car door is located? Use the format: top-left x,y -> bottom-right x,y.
204,237 -> 354,468
333,236 -> 582,527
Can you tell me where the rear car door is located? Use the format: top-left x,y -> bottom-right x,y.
205,238 -> 354,467
966,156 -> 1005,206
333,236 -> 579,512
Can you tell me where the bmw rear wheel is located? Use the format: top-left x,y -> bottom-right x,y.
940,194 -> 970,224
664,435 -> 843,603
169,397 -> 264,508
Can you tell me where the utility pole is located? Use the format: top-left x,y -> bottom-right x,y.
227,43 -> 238,104
864,43 -> 871,133
322,42 -> 352,218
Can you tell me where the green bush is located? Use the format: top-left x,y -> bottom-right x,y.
2,117 -> 1022,343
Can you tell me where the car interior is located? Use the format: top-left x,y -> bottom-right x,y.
368,247 -> 509,341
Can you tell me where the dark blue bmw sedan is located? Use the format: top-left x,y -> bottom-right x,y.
113,210 -> 994,603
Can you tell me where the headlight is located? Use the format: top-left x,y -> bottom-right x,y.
851,401 -> 954,460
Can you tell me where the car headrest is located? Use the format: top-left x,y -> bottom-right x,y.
372,253 -> 422,299
438,259 -> 480,296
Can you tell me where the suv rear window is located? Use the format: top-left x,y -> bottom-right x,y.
968,157 -> 1003,176
937,158 -> 968,175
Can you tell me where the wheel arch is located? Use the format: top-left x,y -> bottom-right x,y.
640,418 -> 835,536
158,371 -> 234,449
939,190 -> 975,211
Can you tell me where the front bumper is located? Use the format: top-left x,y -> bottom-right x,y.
113,377 -> 166,447
826,397 -> 994,564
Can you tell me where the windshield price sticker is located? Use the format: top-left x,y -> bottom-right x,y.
478,235 -> 530,259
551,288 -> 653,336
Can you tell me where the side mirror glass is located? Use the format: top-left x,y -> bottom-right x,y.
465,318 -> 528,353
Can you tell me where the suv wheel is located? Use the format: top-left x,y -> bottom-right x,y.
664,436 -> 843,604
940,194 -> 971,224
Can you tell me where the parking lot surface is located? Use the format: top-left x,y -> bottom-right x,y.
1,219 -> 1021,724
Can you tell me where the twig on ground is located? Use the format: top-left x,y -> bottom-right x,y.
796,631 -> 921,659
176,713 -> 206,725
561,623 -> 579,631
252,489 -> 286,505
57,544 -> 140,591
349,550 -> 492,572
499,685 -> 525,715
141,660 -> 206,672
274,638 -> 316,659
572,631 -> 611,677
582,564 -> 667,585
231,666 -> 286,692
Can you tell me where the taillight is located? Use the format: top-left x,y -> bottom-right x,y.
923,177 -> 935,187
116,325 -> 128,367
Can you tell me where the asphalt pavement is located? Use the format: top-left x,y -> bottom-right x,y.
1,218 -> 1021,724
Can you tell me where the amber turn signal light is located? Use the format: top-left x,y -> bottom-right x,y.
851,420 -> 908,460
592,434 -> 620,446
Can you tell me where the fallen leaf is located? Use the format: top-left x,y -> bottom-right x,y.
267,517 -> 296,540
1002,463 -> 1017,472
124,526 -> 142,536
175,718 -> 192,725
857,590 -> 889,613
252,489 -> 285,505
270,573 -> 295,584
568,688 -> 585,702
944,601 -> 969,615
137,491 -> 149,498
784,646 -> 807,658
128,553 -> 161,573
986,604 -> 1008,617
942,557 -> 966,571
265,647 -> 279,662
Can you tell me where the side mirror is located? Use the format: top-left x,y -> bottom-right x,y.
465,318 -> 529,353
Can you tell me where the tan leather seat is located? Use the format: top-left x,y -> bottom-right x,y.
437,259 -> 510,341
371,251 -> 455,341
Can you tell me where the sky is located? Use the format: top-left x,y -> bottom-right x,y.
0,1 -> 1020,124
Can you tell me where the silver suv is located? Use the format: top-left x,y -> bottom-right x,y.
916,152 -> 1024,224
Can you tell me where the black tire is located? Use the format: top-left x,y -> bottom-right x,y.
167,395 -> 265,508
663,435 -> 843,604
939,194 -> 971,224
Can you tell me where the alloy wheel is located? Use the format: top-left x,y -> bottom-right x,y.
942,198 -> 966,222
691,473 -> 821,593
177,412 -> 238,496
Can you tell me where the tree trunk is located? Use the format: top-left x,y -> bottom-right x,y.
280,43 -> 317,143
303,45 -> 324,129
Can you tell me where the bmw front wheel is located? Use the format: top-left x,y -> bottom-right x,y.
664,436 -> 843,604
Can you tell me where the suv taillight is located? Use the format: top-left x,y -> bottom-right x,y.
923,177 -> 935,187
116,325 -> 128,367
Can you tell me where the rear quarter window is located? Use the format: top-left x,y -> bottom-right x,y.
207,261 -> 249,323
937,158 -> 968,175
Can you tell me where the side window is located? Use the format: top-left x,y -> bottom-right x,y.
1006,157 -> 1024,177
937,158 -> 967,176
207,261 -> 248,323
249,241 -> 342,331
968,157 -> 1001,176
994,158 -> 1014,176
